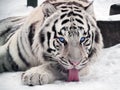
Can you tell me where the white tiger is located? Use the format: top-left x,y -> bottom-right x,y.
0,0 -> 103,85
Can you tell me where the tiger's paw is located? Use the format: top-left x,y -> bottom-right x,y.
21,67 -> 55,85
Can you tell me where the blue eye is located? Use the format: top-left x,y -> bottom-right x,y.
58,37 -> 65,43
80,37 -> 85,43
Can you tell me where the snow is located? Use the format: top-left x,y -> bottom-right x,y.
0,0 -> 120,90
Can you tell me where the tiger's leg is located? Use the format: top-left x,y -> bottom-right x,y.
21,62 -> 64,85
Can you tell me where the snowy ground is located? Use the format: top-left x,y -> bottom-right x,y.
0,0 -> 120,90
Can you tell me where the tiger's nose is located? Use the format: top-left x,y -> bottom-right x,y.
69,60 -> 80,66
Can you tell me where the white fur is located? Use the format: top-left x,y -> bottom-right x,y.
0,0 -> 103,85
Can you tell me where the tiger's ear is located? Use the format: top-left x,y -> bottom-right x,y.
84,1 -> 95,17
42,2 -> 57,17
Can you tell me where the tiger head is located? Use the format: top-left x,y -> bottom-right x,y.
32,1 -> 103,71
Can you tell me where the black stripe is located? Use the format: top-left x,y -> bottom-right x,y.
7,46 -> 19,71
62,19 -> 69,25
11,18 -> 22,22
67,11 -> 83,19
74,14 -> 83,19
84,39 -> 89,44
60,60 -> 69,66
58,31 -> 63,35
91,32 -> 94,43
61,6 -> 67,8
83,31 -> 87,35
54,19 -> 58,24
2,64 -> 9,72
40,30 -> 45,47
85,43 -> 90,46
87,23 -> 91,38
0,27 -> 11,36
60,57 -> 68,63
61,27 -> 66,31
88,23 -> 90,30
52,24 -> 57,38
5,32 -> 15,43
95,31 -> 99,43
53,40 -> 56,48
28,24 -> 35,46
60,13 -> 67,19
17,40 -> 30,67
61,10 -> 69,12
47,32 -> 51,46
67,11 -> 74,17
52,20 -> 58,38
68,6 -> 72,9
20,32 -> 31,58
56,39 -> 62,46
45,23 -> 49,27
74,10 -> 81,13
78,26 -> 84,30
75,18 -> 84,24
88,48 -> 96,58
74,7 -> 79,9
47,48 -> 56,53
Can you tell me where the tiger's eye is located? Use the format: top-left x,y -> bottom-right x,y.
58,37 -> 65,43
80,37 -> 85,43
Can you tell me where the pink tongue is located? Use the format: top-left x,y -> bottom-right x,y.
68,69 -> 79,82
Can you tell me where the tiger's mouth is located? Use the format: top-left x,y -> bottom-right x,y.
56,64 -> 80,82
43,54 -> 81,81
58,57 -> 89,82
58,57 -> 81,82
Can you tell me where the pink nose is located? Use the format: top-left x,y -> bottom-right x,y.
69,61 -> 80,66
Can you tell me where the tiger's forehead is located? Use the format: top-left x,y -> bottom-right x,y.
41,2 -> 90,38
55,4 -> 88,36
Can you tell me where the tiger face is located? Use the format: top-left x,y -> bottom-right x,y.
33,2 -> 103,71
